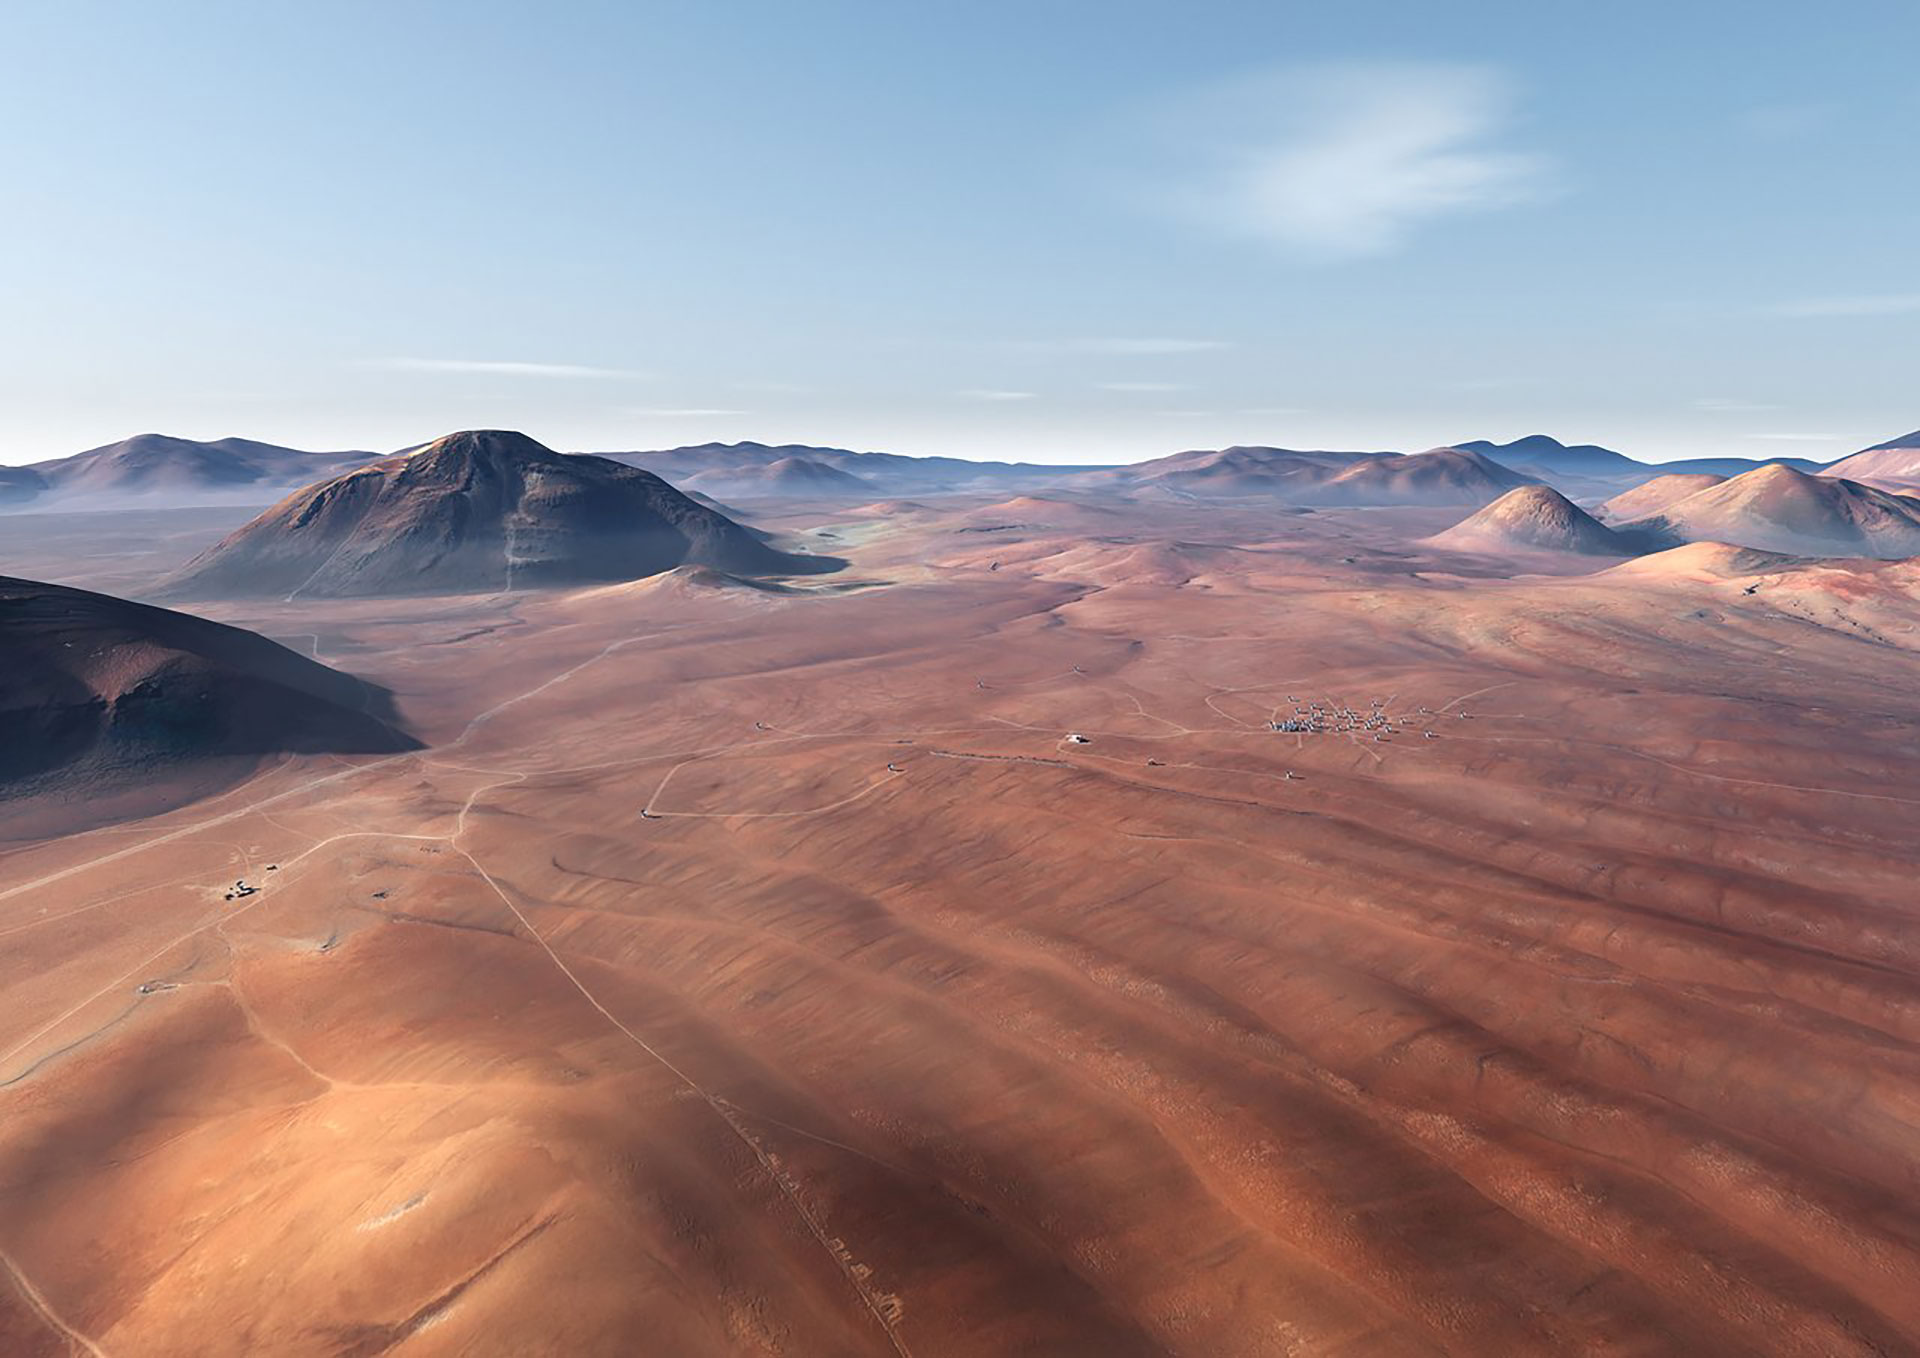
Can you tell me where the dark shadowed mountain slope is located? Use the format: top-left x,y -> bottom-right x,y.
0,575 -> 417,798
0,465 -> 48,505
1453,434 -> 1641,478
161,431 -> 837,599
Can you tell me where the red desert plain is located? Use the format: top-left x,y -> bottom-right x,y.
4,444 -> 1920,1356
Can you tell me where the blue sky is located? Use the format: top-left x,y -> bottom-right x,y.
2,0 -> 1915,465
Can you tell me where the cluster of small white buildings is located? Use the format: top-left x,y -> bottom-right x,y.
1270,697 -> 1403,741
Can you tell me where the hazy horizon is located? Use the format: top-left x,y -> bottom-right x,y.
0,422 -> 1904,471
4,1 -> 1915,467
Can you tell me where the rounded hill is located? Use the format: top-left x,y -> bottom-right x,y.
161,430 -> 841,598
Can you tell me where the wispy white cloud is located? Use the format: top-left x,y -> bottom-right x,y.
1013,338 -> 1227,357
182,390 -> 288,404
1769,293 -> 1920,317
1151,62 -> 1551,257
1096,381 -> 1189,392
1438,375 -> 1536,392
1694,397 -> 1779,413
1073,338 -> 1227,355
733,380 -> 813,394
372,357 -> 643,379
958,389 -> 1037,402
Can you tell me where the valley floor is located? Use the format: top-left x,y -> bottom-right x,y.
4,497 -> 1920,1355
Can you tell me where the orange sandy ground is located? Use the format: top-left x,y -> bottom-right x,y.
3,498 -> 1920,1356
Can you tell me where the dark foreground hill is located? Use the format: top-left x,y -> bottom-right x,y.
0,576 -> 417,810
161,430 -> 840,598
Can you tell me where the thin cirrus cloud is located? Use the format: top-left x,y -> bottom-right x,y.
1012,338 -> 1228,356
1074,338 -> 1227,355
1146,62 -> 1552,257
372,358 -> 644,379
1768,293 -> 1920,318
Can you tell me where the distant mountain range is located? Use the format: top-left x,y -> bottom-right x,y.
4,428 -> 1914,518
1066,433 -> 1859,506
1452,435 -> 1646,478
0,434 -> 378,510
1652,455 -> 1829,477
1076,446 -> 1395,497
1427,462 -> 1920,561
1093,444 -> 1539,507
1453,433 -> 1829,483
1295,447 -> 1537,505
603,441 -> 1104,495
678,454 -> 877,498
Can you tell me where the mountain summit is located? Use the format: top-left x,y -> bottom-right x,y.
161,430 -> 838,598
1452,434 -> 1640,478
1619,463 -> 1920,558
1820,429 -> 1920,486
1426,485 -> 1636,555
1294,447 -> 1539,506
